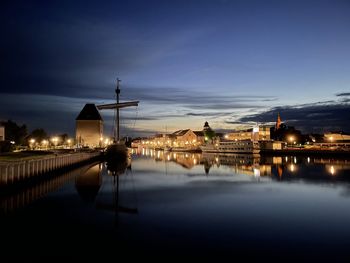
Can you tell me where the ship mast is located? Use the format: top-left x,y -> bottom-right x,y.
96,78 -> 139,145
115,78 -> 121,142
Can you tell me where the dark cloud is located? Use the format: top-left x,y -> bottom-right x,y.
186,112 -> 228,117
336,93 -> 350,97
238,103 -> 350,133
188,104 -> 264,110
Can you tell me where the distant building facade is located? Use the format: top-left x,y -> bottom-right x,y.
0,126 -> 4,141
324,132 -> 350,142
225,126 -> 271,141
135,122 -> 212,149
171,129 -> 198,147
76,104 -> 103,148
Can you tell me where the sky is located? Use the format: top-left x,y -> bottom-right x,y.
1,0 -> 350,137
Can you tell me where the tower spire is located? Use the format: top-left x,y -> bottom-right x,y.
276,112 -> 282,130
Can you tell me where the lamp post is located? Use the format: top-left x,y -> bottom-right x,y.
29,139 -> 35,150
288,136 -> 294,147
41,140 -> 48,150
51,137 -> 58,149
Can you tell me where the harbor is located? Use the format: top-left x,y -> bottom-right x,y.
1,151 -> 350,261
1,1 -> 350,261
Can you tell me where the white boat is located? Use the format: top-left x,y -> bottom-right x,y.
200,139 -> 260,154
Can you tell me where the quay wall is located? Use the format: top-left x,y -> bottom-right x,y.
0,152 -> 101,186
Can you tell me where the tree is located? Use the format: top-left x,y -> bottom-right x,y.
58,133 -> 68,143
0,120 -> 27,145
30,128 -> 48,142
203,129 -> 216,142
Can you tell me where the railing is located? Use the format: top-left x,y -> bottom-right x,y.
0,152 -> 101,186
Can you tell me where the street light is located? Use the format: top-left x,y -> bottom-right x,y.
67,139 -> 72,148
51,137 -> 58,148
41,140 -> 48,149
288,136 -> 294,147
29,138 -> 35,149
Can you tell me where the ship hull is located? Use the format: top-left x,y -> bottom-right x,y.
200,140 -> 260,154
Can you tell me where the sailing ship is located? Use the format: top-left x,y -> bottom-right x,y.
97,78 -> 139,158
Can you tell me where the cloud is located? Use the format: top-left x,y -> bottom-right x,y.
336,93 -> 350,97
238,102 -> 350,133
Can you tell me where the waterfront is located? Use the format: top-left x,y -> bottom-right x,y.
1,151 -> 350,261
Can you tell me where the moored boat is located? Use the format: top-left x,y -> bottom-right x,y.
97,78 -> 139,159
200,139 -> 260,154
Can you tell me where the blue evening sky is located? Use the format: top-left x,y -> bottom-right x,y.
0,0 -> 349,136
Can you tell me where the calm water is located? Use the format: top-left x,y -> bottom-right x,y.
1,150 -> 350,261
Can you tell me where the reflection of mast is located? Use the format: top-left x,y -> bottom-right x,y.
96,160 -> 138,227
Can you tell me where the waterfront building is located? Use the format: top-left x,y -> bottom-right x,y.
0,126 -> 4,141
324,132 -> 350,142
75,104 -> 103,148
137,122 -> 213,150
171,129 -> 198,148
259,140 -> 284,151
225,126 -> 271,141
193,131 -> 205,144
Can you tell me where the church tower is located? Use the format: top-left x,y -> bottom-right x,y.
203,121 -> 211,132
275,113 -> 282,130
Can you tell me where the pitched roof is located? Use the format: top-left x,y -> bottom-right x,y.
172,129 -> 190,136
76,104 -> 103,121
193,131 -> 204,136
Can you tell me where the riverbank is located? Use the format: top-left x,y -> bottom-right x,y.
261,148 -> 350,157
0,150 -> 102,187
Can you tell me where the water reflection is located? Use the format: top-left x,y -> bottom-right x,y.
75,163 -> 103,203
131,148 -> 350,182
96,156 -> 138,218
0,163 -> 97,214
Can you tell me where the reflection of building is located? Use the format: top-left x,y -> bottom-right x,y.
76,104 -> 103,147
75,163 -> 102,203
225,126 -> 270,141
0,126 -> 4,141
134,148 -> 201,169
201,152 -> 271,176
